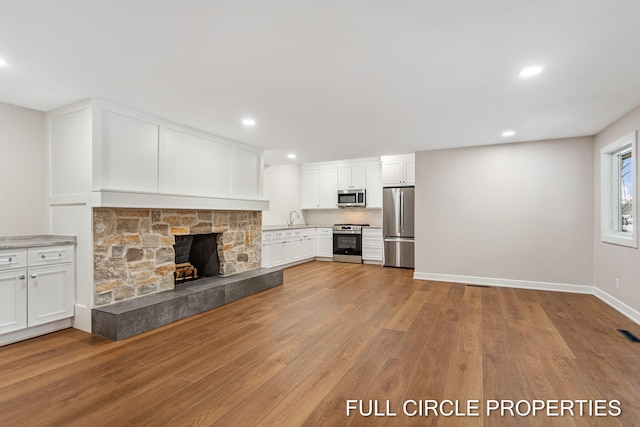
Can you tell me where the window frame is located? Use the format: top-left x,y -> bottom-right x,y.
601,131 -> 637,248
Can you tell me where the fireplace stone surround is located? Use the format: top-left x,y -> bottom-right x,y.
93,208 -> 261,307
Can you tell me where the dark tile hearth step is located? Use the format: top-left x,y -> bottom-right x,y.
92,268 -> 283,340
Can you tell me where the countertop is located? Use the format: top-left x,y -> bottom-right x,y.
0,235 -> 77,249
262,224 -> 330,231
262,224 -> 381,231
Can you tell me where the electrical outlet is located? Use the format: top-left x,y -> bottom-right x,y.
616,278 -> 620,290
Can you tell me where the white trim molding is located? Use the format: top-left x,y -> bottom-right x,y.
600,130 -> 637,248
593,287 -> 640,326
413,271 -> 640,325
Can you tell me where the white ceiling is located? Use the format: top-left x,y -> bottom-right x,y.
1,1 -> 640,165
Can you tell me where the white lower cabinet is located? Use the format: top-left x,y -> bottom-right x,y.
316,227 -> 333,258
0,268 -> 27,334
362,228 -> 383,263
261,240 -> 274,268
0,245 -> 75,344
262,228 -> 319,268
28,263 -> 75,327
302,229 -> 317,258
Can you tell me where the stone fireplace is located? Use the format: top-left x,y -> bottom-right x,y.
93,208 -> 261,306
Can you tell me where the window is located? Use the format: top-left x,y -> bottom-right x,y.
601,131 -> 637,247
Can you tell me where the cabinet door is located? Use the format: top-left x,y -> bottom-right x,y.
351,166 -> 366,189
338,167 -> 353,190
366,164 -> 382,208
301,170 -> 320,209
0,269 -> 27,334
382,161 -> 402,187
304,236 -> 317,258
292,238 -> 303,261
284,240 -> 295,263
261,241 -> 273,268
318,168 -> 338,208
273,241 -> 285,266
404,160 -> 416,185
317,237 -> 333,258
27,264 -> 74,327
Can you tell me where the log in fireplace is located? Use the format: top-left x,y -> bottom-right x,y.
173,233 -> 220,284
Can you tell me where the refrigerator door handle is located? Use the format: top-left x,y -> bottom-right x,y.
399,191 -> 404,233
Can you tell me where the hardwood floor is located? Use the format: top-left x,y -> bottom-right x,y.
0,261 -> 638,426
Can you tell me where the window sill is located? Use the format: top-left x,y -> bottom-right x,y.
602,233 -> 637,248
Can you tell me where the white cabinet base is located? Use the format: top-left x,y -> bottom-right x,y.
0,243 -> 75,346
0,318 -> 73,347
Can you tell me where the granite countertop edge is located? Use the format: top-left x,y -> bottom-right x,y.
0,235 -> 77,249
262,224 -> 333,231
262,225 -> 381,231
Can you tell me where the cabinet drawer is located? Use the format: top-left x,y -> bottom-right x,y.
0,249 -> 27,270
303,228 -> 317,237
317,228 -> 332,236
28,245 -> 73,266
363,248 -> 383,261
262,232 -> 274,241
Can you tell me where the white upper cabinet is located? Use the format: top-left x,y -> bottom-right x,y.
319,168 -> 338,208
338,164 -> 366,190
101,111 -> 159,193
301,170 -> 320,209
381,153 -> 415,187
301,158 -> 380,209
301,167 -> 338,209
365,161 -> 383,208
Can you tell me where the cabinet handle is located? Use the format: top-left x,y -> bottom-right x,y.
19,275 -> 25,280
0,257 -> 12,263
31,273 -> 37,279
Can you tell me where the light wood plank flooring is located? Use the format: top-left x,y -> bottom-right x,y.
1,261 -> 639,426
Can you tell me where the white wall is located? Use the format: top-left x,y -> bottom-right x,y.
414,136 -> 594,287
593,105 -> 640,316
0,102 -> 45,235
262,164 -> 304,226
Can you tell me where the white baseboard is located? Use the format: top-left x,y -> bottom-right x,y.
1,318 -> 73,347
413,271 -> 640,326
593,287 -> 640,326
413,272 -> 593,294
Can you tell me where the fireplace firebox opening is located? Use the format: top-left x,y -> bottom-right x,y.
173,233 -> 219,284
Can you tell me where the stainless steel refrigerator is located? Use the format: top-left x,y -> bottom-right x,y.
383,186 -> 415,268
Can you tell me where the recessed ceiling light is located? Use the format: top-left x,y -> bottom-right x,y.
518,66 -> 543,78
287,153 -> 296,159
242,118 -> 256,127
502,130 -> 516,137
0,57 -> 8,68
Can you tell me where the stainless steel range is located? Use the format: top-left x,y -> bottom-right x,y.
332,224 -> 368,263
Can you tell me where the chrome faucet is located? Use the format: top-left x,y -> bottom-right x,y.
288,210 -> 300,227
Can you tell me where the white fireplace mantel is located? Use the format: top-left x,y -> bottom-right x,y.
91,189 -> 269,211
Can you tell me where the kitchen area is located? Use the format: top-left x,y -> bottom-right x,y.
261,154 -> 415,270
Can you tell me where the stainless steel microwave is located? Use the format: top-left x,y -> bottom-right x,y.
337,189 -> 366,207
